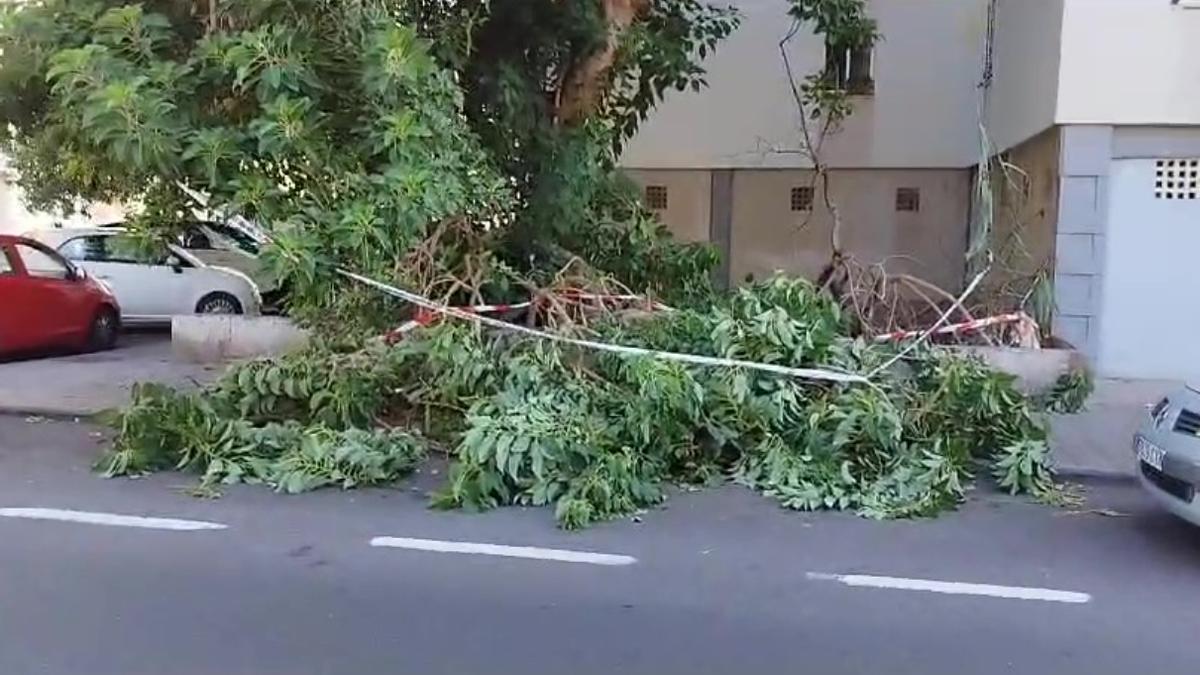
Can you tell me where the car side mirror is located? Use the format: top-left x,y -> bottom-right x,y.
166,255 -> 184,274
69,266 -> 87,282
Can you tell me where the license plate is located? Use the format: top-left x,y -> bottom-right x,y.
1135,435 -> 1166,471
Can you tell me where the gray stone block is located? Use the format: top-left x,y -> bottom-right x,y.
1054,273 -> 1096,315
1060,125 -> 1114,176
1054,315 -> 1091,352
172,316 -> 310,363
1057,176 -> 1103,234
1055,232 -> 1104,275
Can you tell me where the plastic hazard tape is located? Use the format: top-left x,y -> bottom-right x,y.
338,269 -> 867,385
873,313 -> 1030,343
385,291 -> 670,342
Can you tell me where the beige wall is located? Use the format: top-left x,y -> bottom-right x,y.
729,169 -> 970,290
622,169 -> 711,243
1057,0 -> 1200,126
623,0 -> 1200,170
986,0 -> 1065,152
621,0 -> 992,170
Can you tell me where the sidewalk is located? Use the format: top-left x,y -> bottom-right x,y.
0,333 -> 221,417
1051,378 -> 1178,479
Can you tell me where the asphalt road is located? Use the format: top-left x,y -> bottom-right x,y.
2,415 -> 1199,675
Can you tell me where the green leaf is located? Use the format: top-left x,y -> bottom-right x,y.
493,433 -> 514,472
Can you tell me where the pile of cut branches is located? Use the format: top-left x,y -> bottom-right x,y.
102,276 -> 1062,529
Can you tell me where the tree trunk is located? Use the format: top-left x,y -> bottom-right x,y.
557,0 -> 650,126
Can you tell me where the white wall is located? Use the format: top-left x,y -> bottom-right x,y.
1057,0 -> 1200,126
1,153 -> 129,233
622,0 -> 993,169
986,0 -> 1065,152
0,181 -> 51,234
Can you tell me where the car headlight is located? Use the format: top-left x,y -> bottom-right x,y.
1150,398 -> 1169,419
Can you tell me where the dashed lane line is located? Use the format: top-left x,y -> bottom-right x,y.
807,572 -> 1091,604
370,536 -> 637,566
0,507 -> 227,531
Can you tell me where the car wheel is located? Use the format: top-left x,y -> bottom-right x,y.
196,292 -> 243,315
87,307 -> 119,352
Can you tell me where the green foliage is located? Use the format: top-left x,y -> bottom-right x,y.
1035,368 -> 1094,415
100,382 -> 426,494
211,341 -> 420,428
993,440 -> 1056,497
105,277 -> 1059,529
0,0 -> 737,325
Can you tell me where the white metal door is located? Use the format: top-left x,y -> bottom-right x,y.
1099,159 -> 1200,380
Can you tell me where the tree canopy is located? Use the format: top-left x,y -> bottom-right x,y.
0,0 -> 746,327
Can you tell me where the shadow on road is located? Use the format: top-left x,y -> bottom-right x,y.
0,327 -> 170,365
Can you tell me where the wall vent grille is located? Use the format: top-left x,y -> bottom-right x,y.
1155,159 -> 1199,200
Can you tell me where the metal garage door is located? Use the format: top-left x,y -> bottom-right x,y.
1098,158 -> 1200,379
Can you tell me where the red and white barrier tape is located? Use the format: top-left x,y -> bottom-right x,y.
873,313 -> 1032,343
340,269 -> 866,384
384,292 -> 671,343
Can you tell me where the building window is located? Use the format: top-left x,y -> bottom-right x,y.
1155,159 -> 1199,200
824,40 -> 874,95
645,185 -> 669,210
895,187 -> 921,212
790,186 -> 814,211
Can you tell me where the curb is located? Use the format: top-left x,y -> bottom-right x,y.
0,406 -> 103,421
1056,467 -> 1136,484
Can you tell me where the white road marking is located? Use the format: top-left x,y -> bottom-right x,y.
807,573 -> 1091,604
0,508 -> 227,531
370,536 -> 637,566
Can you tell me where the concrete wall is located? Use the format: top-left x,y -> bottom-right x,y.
727,169 -> 970,290
621,0 -> 992,170
1057,0 -> 1200,127
625,167 -> 972,291
980,127 -> 1060,311
173,316 -> 310,363
1113,126 -> 1200,161
622,169 -> 712,243
986,0 -> 1066,152
623,0 -> 1200,168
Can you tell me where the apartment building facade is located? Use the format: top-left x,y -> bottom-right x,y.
621,0 -> 1200,381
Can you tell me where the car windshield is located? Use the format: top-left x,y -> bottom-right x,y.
100,220 -> 261,256
201,222 -> 260,255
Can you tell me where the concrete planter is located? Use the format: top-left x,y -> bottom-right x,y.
172,315 -> 309,363
950,346 -> 1088,395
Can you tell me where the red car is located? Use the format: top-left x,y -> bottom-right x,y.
0,234 -> 121,355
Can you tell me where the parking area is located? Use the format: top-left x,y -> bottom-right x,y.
0,331 -> 221,416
